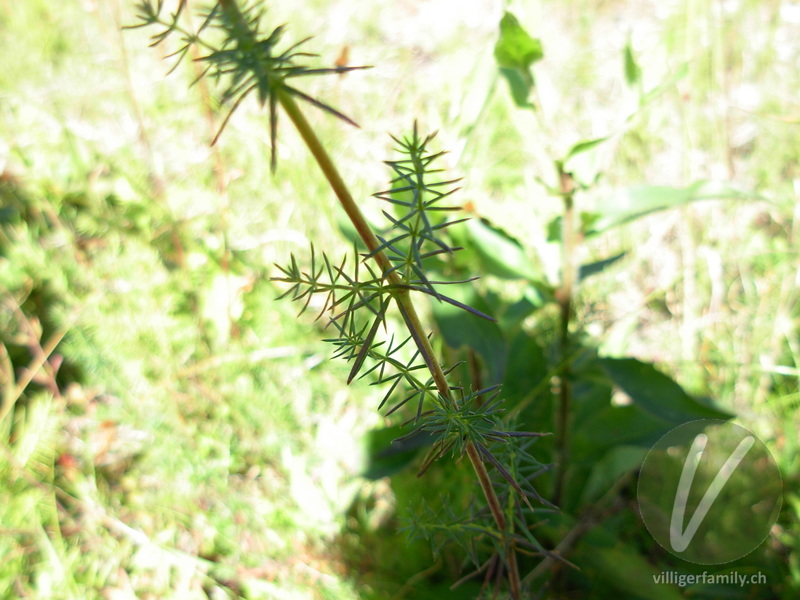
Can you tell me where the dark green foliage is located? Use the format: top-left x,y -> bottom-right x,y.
371,123 -> 466,297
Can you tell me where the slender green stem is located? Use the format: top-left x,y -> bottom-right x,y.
553,168 -> 576,508
278,87 -> 522,599
276,90 -> 387,265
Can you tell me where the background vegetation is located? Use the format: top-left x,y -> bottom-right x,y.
1,0 -> 798,598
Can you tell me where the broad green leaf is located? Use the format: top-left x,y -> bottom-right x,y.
623,37 -> 641,87
498,284 -> 550,329
581,445 -> 647,504
501,296 -> 539,327
431,286 -> 506,385
564,396 -> 674,510
494,11 -> 543,109
567,356 -> 674,491
464,218 -> 541,281
501,330 -> 549,412
494,12 -> 543,71
598,357 -> 733,423
569,358 -> 617,431
587,181 -> 764,235
572,404 -> 671,460
578,251 -> 627,282
579,211 -> 601,235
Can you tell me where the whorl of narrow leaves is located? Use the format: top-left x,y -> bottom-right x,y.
370,122 -> 468,298
400,489 -> 553,576
272,244 -> 387,326
396,386 -> 550,484
326,317 -> 449,421
272,125 -> 495,418
272,243 -> 440,417
401,498 -> 485,567
489,434 -> 557,510
128,0 -> 368,170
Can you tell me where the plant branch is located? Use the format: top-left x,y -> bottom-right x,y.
277,86 -> 522,599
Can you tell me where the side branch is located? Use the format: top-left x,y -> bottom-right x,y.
278,88 -> 523,598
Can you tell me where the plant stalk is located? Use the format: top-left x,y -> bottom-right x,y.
278,87 -> 522,599
553,168 -> 576,508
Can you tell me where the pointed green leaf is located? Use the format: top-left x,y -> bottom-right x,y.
587,181 -> 765,235
578,251 -> 626,282
347,310 -> 383,384
498,285 -> 549,329
581,445 -> 647,504
623,37 -> 641,87
546,216 -> 562,242
565,136 -> 610,161
568,358 -> 671,460
498,67 -> 535,108
597,357 -> 733,423
572,404 -> 672,460
494,12 -> 543,109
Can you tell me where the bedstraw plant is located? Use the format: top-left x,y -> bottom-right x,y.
130,0 -> 558,596
130,1 -> 792,598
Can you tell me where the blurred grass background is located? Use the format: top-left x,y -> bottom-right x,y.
0,0 -> 798,598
